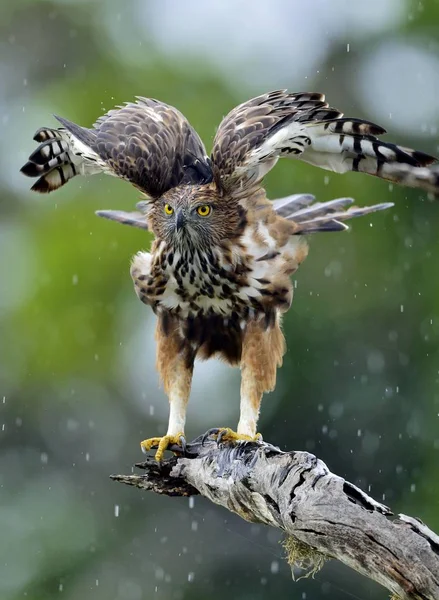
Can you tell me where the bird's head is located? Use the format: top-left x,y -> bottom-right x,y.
150,185 -> 246,250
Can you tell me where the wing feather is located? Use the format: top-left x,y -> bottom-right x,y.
95,200 -> 150,230
95,209 -> 149,230
54,98 -> 213,198
271,193 -> 315,217
273,192 -> 394,234
211,90 -> 438,197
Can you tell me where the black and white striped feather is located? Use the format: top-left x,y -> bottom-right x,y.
21,98 -> 213,196
21,90 -> 438,201
20,126 -> 102,192
211,90 -> 437,196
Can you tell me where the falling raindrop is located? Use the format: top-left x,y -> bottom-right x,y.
270,560 -> 279,574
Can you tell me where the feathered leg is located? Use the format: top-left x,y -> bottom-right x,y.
141,318 -> 194,461
218,318 -> 285,444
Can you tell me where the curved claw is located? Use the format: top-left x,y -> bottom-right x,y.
177,434 -> 187,454
216,428 -> 234,445
140,432 -> 186,462
213,428 -> 263,445
200,428 -> 222,446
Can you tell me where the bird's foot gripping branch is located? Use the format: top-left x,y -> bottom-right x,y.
112,431 -> 439,600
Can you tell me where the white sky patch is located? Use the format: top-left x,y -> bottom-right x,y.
101,0 -> 406,91
355,41 -> 439,137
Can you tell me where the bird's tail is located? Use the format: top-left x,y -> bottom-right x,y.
20,127 -> 81,193
272,193 -> 393,234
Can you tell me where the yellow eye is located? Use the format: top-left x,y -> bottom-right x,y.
196,205 -> 211,217
164,203 -> 174,215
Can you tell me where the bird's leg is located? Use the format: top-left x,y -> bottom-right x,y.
215,320 -> 284,445
218,320 -> 284,445
214,367 -> 263,445
141,390 -> 189,461
237,367 -> 263,439
141,320 -> 194,461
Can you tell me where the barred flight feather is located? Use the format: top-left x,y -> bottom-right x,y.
212,90 -> 437,195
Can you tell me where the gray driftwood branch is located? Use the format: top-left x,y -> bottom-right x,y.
111,432 -> 439,599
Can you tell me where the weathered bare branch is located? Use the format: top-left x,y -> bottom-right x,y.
111,432 -> 439,599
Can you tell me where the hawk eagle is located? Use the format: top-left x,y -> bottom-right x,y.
21,91 -> 438,460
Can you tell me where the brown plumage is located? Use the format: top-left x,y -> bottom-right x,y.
20,90 -> 439,459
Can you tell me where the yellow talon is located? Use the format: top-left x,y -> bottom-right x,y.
140,432 -> 185,462
214,428 -> 263,443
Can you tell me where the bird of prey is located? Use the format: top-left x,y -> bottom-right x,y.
21,91 -> 438,460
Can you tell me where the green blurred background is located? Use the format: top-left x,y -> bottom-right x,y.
1,0 -> 439,598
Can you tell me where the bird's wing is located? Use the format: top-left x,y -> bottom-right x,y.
55,97 -> 213,198
211,90 -> 437,198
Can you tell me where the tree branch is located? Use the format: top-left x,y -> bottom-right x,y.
111,432 -> 439,599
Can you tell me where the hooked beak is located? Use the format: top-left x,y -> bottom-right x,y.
176,209 -> 185,232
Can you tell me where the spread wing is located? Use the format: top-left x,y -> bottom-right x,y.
211,90 -> 437,197
25,97 -> 213,197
